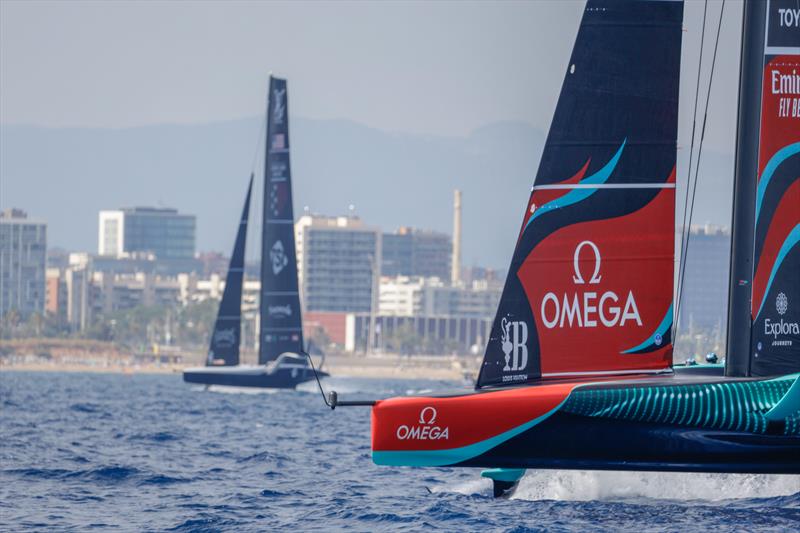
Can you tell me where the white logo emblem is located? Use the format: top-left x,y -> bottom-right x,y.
540,241 -> 642,329
419,406 -> 437,425
396,407 -> 449,441
273,87 -> 286,124
213,328 -> 236,347
270,240 -> 289,275
777,292 -> 788,316
572,240 -> 602,284
268,304 -> 292,318
500,317 -> 528,372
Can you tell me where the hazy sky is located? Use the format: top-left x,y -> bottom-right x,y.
2,0 -> 743,147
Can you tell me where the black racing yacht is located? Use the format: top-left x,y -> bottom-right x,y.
183,76 -> 328,388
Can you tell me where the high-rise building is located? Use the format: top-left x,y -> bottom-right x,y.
379,276 -> 502,318
98,207 -> 196,260
382,227 -> 451,280
295,215 -> 380,313
0,209 -> 47,319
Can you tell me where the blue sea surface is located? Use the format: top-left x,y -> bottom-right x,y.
1,371 -> 798,532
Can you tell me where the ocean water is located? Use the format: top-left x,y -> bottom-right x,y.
1,371 -> 799,532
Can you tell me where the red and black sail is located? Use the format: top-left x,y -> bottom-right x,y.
258,76 -> 304,365
476,0 -> 682,388
749,0 -> 800,376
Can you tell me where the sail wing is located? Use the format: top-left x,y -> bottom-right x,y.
207,175 -> 254,366
476,0 -> 682,388
258,76 -> 304,365
749,0 -> 800,376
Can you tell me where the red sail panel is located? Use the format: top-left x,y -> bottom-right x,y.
519,176 -> 675,377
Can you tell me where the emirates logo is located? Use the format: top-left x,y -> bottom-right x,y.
776,293 -> 788,316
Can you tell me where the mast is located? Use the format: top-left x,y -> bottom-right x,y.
725,0 -> 767,377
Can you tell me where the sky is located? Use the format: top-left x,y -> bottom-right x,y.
2,0 -> 586,135
2,0 -> 742,146
1,0 -> 746,262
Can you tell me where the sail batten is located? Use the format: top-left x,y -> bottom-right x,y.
476,0 -> 682,389
207,175 -> 254,366
258,76 -> 304,365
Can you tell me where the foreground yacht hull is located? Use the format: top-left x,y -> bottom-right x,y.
371,370 -> 800,474
183,362 -> 328,389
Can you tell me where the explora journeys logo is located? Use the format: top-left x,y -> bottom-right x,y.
765,292 -> 799,342
396,407 -> 449,441
540,240 -> 642,329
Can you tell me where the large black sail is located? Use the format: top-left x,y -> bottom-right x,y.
207,175 -> 254,366
476,0 -> 682,389
258,76 -> 304,365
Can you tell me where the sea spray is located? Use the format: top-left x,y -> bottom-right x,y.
512,471 -> 800,502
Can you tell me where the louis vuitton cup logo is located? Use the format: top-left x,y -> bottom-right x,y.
501,316 -> 528,372
270,240 -> 289,275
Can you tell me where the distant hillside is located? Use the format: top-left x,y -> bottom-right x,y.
0,118 -> 733,268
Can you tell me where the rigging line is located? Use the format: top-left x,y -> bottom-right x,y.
676,0 -> 709,329
675,0 -> 726,342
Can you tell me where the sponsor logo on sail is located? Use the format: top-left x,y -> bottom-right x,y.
765,292 -> 798,346
777,7 -> 800,28
270,240 -> 289,275
213,328 -> 237,347
396,406 -> 449,441
273,87 -> 286,124
777,292 -> 788,316
501,316 -> 528,372
268,304 -> 292,318
540,240 -> 642,330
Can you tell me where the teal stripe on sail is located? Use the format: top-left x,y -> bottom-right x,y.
755,142 -> 800,224
524,139 -> 627,231
755,224 -> 800,319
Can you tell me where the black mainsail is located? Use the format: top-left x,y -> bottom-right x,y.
258,76 -> 304,365
207,175 -> 254,366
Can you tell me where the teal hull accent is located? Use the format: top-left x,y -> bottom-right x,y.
481,468 -> 526,483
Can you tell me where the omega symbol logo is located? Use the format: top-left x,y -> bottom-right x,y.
573,240 -> 602,285
419,407 -> 437,425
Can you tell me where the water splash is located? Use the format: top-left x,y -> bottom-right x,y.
512,470 -> 800,502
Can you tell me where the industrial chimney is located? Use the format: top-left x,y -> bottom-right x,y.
451,189 -> 462,285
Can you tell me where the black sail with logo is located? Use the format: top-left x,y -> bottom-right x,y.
207,175 -> 253,366
258,76 -> 304,365
475,0 -> 683,389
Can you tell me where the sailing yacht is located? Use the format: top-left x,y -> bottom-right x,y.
340,0 -> 798,496
183,76 -> 328,388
